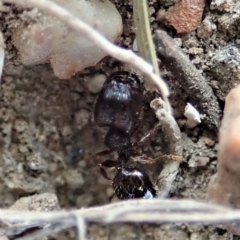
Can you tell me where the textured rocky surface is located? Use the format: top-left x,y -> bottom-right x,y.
0,0 -> 239,239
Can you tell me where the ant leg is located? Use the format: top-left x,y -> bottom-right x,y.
98,159 -> 118,180
131,154 -> 183,165
137,123 -> 161,146
101,159 -> 118,168
92,149 -> 113,157
154,155 -> 183,162
131,155 -> 155,164
98,164 -> 112,180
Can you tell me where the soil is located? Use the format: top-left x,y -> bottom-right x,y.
0,0 -> 239,239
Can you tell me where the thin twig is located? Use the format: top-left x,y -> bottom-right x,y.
75,215 -> 86,240
150,98 -> 183,197
2,0 -> 170,111
2,199 -> 240,239
0,222 -> 45,237
0,199 -> 239,225
16,220 -> 75,240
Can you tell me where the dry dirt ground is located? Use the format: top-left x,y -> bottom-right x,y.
0,0 -> 239,239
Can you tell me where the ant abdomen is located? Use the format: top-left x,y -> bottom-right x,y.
112,166 -> 157,200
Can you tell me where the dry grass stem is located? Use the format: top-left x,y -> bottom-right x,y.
0,199 -> 238,224
1,199 -> 240,239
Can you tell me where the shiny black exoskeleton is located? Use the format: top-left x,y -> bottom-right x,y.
99,159 -> 157,200
94,71 -> 144,159
94,71 -> 157,200
113,166 -> 157,200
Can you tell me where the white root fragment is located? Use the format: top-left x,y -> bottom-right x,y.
150,98 -> 183,198
0,31 -> 4,82
184,102 -> 201,128
75,215 -> 86,240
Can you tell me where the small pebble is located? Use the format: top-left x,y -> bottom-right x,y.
189,156 -> 210,167
12,0 -> 122,79
87,74 -> 106,93
177,119 -> 186,128
74,109 -> 89,129
203,137 -> 216,147
19,145 -> 28,153
156,9 -> 167,22
166,0 -> 205,33
61,125 -> 72,137
66,146 -> 84,166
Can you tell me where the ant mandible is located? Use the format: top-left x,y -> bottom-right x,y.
93,71 -> 157,200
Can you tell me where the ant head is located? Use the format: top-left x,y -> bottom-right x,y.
107,71 -> 143,91
112,166 -> 157,200
127,73 -> 142,90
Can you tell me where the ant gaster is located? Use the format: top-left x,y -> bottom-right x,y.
93,71 -> 157,200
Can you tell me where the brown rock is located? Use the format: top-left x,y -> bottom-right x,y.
208,84 -> 240,235
166,0 -> 205,33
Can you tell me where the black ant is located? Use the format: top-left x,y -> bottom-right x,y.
93,71 -> 157,200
